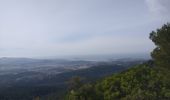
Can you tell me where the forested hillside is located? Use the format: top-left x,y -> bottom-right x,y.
65,23 -> 170,100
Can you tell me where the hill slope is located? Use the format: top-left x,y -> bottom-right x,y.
66,64 -> 170,100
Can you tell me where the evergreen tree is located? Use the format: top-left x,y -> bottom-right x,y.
149,23 -> 170,71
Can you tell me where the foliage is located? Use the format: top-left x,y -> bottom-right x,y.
149,23 -> 170,71
150,23 -> 170,87
66,65 -> 170,100
68,76 -> 84,90
66,23 -> 170,100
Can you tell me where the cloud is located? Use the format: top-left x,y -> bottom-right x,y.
0,0 -> 159,57
145,0 -> 170,21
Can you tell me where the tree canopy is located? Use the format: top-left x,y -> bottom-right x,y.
150,23 -> 170,71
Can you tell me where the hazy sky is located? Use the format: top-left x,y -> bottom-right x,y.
0,0 -> 170,58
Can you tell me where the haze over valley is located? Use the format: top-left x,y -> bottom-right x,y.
0,0 -> 170,99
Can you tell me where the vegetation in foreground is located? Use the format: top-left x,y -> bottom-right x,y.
65,23 -> 170,100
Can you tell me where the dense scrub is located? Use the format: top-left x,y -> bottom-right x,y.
65,23 -> 170,100
66,64 -> 170,100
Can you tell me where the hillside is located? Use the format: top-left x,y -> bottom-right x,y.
66,64 -> 170,100
64,23 -> 170,100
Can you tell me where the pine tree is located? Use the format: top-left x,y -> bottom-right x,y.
149,23 -> 170,71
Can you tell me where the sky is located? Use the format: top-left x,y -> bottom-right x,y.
0,0 -> 170,58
